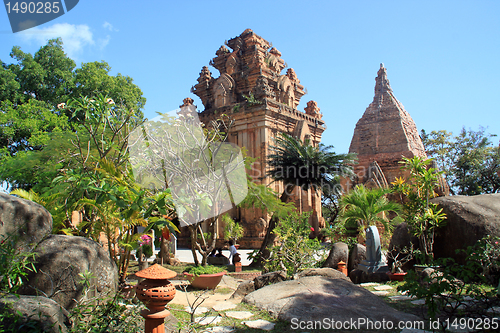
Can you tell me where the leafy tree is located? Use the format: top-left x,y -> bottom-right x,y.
392,156 -> 447,264
421,127 -> 500,195
129,110 -> 247,266
0,39 -> 146,191
249,133 -> 355,266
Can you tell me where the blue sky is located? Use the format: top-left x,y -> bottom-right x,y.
1,0 -> 499,154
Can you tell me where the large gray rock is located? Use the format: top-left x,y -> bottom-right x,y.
243,276 -> 420,325
388,223 -> 418,270
0,192 -> 52,252
432,194 -> 500,263
20,235 -> 118,310
297,267 -> 350,281
348,243 -> 366,273
0,295 -> 69,333
322,242 -> 348,269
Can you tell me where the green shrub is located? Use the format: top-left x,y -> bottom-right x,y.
398,235 -> 500,320
184,265 -> 225,276
265,212 -> 326,278
0,234 -> 37,293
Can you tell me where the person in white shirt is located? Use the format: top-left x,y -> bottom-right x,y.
228,240 -> 239,265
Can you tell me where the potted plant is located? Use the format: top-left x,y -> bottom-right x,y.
222,214 -> 244,248
183,265 -> 226,289
386,245 -> 414,281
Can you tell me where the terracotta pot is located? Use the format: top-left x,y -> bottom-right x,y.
184,271 -> 226,289
136,279 -> 176,311
387,272 -> 407,282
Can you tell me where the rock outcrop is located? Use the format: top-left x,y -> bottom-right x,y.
432,194 -> 500,263
388,194 -> 500,265
0,295 -> 69,333
20,235 -> 118,310
348,243 -> 366,273
243,276 -> 420,325
322,242 -> 348,269
0,192 -> 52,252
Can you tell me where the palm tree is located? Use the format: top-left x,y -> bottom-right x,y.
322,184 -> 401,268
252,133 -> 355,266
340,184 -> 401,232
267,133 -> 355,203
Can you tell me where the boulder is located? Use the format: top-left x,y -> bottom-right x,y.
230,280 -> 255,299
0,192 -> 52,252
388,223 -> 418,270
347,244 -> 366,273
432,194 -> 500,263
20,235 -> 118,310
253,271 -> 287,290
322,242 -> 348,269
243,276 -> 420,325
297,267 -> 350,281
0,295 -> 69,333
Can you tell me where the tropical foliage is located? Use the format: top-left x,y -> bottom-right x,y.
392,156 -> 447,264
340,184 -> 401,233
267,133 -> 355,203
421,127 -> 500,195
264,212 -> 325,277
249,133 -> 355,266
0,38 -> 145,192
222,213 -> 244,244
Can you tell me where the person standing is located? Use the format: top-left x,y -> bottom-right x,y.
228,240 -> 239,265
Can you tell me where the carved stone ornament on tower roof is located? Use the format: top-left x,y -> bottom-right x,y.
286,68 -> 298,82
213,73 -> 235,108
180,97 -> 194,108
216,45 -> 230,56
375,63 -> 392,96
254,76 -> 275,100
304,100 -> 322,119
197,66 -> 212,83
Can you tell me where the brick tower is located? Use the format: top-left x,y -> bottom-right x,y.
348,64 -> 427,189
183,29 -> 326,248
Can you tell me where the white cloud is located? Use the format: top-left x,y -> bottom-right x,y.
103,21 -> 118,32
18,23 -> 94,59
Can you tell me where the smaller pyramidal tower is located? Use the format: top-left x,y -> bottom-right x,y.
348,64 -> 427,188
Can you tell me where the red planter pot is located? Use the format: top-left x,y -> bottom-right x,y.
184,271 -> 226,289
387,272 -> 407,282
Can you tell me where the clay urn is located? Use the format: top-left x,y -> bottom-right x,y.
135,264 -> 177,333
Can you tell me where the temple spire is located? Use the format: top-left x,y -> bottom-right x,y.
374,63 -> 392,98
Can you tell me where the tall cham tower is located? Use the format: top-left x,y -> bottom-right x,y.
348,64 -> 427,189
185,29 -> 326,248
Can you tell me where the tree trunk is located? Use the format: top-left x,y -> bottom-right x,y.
249,186 -> 293,267
159,237 -> 171,265
188,225 -> 200,266
310,189 -> 320,238
138,247 -> 148,271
